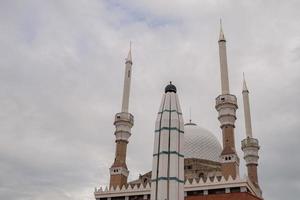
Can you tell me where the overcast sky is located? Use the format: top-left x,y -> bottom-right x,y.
0,0 -> 300,199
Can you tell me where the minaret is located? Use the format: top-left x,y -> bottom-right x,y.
109,46 -> 134,189
241,75 -> 260,189
151,82 -> 185,200
215,21 -> 240,179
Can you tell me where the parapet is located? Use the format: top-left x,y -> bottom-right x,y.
94,175 -> 262,199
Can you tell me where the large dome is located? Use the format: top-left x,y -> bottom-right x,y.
184,122 -> 222,162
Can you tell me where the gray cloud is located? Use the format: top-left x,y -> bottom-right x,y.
0,0 -> 299,199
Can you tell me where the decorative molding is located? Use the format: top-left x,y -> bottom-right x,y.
157,109 -> 182,115
154,127 -> 184,134
153,151 -> 184,158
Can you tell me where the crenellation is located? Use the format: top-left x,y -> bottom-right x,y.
95,176 -> 262,199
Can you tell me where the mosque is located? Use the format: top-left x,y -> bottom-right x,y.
94,24 -> 263,200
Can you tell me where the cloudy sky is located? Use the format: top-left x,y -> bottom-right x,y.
1,0 -> 300,199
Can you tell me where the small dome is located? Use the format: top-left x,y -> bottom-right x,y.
184,123 -> 222,162
165,82 -> 177,93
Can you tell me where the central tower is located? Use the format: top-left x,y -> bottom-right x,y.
150,82 -> 185,200
215,22 -> 240,179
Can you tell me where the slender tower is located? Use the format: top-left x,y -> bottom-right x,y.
241,75 -> 260,189
151,82 -> 185,200
109,46 -> 134,189
215,21 -> 240,179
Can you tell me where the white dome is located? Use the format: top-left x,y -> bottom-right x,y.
184,123 -> 222,162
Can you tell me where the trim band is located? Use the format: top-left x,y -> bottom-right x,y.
153,151 -> 184,158
158,109 -> 182,115
152,177 -> 184,183
155,127 -> 184,133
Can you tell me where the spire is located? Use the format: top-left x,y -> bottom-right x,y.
121,43 -> 133,113
242,73 -> 253,138
126,41 -> 132,64
218,20 -> 230,94
219,19 -> 226,42
243,72 -> 248,92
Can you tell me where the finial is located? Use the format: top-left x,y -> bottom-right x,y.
242,72 -> 248,92
219,19 -> 226,42
165,81 -> 177,93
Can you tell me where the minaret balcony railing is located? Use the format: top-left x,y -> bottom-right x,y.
241,138 -> 259,149
215,94 -> 238,106
114,112 -> 134,127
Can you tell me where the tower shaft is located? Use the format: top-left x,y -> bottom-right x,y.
121,51 -> 132,113
216,24 -> 239,179
109,48 -> 134,189
151,83 -> 184,200
215,95 -> 239,179
247,163 -> 259,185
241,137 -> 260,186
219,38 -> 230,94
242,79 -> 253,138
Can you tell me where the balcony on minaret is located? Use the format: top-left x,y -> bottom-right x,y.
242,137 -> 259,148
114,112 -> 134,125
215,94 -> 237,105
215,94 -> 238,128
241,137 -> 260,165
114,112 -> 134,141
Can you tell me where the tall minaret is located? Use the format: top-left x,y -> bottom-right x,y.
151,82 -> 185,200
215,21 -> 240,179
241,75 -> 260,189
109,46 -> 134,189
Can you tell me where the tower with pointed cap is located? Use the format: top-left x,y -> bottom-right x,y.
241,75 -> 261,191
109,46 -> 134,189
150,82 -> 185,200
215,21 -> 240,179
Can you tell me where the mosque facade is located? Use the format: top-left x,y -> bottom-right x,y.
94,24 -> 263,200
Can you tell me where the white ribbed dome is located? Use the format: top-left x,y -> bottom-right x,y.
184,123 -> 222,162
